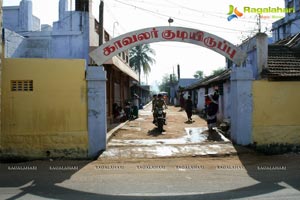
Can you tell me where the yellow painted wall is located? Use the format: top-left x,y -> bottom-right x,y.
252,80 -> 300,145
1,58 -> 88,158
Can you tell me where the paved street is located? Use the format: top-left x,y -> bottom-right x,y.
1,105 -> 300,199
1,155 -> 300,200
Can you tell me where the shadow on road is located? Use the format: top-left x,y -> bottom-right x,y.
206,130 -> 223,141
147,128 -> 165,137
1,151 -> 299,200
235,146 -> 300,194
1,158 -> 299,200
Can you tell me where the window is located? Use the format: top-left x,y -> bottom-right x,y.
11,80 -> 33,92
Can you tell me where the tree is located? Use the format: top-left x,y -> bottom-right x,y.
129,44 -> 156,84
159,74 -> 178,93
211,67 -> 225,76
193,70 -> 204,79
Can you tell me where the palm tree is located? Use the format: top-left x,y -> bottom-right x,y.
129,44 -> 156,84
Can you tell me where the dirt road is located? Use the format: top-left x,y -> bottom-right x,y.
112,104 -> 208,140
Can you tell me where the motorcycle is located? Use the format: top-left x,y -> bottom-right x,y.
155,107 -> 166,133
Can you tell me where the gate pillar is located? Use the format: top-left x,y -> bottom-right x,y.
86,66 -> 107,158
230,67 -> 253,145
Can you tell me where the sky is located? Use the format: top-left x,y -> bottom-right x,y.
3,0 -> 285,89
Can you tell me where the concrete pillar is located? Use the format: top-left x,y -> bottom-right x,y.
197,88 -> 205,111
256,33 -> 268,78
86,66 -> 107,158
230,67 -> 253,145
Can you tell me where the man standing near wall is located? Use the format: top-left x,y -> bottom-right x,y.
132,94 -> 139,119
206,88 -> 219,132
185,95 -> 193,123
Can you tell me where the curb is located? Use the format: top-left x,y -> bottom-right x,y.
143,101 -> 152,109
106,101 -> 152,143
106,120 -> 129,143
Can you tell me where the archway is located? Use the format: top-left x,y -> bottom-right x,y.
89,26 -> 247,66
87,26 -> 248,158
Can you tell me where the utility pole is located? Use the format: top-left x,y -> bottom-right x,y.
257,14 -> 261,33
99,0 -> 104,45
177,64 -> 180,80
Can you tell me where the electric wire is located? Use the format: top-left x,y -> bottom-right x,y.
112,0 -> 255,33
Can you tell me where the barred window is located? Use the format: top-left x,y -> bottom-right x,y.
11,80 -> 33,92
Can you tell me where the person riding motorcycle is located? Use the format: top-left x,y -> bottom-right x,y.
152,94 -> 158,123
153,94 -> 168,124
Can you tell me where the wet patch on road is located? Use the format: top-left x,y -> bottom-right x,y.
109,127 -> 230,147
100,143 -> 237,159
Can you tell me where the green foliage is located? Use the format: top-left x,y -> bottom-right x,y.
193,70 -> 204,79
211,67 -> 225,76
129,44 -> 156,84
159,74 -> 178,93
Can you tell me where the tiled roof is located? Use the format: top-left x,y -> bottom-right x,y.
178,78 -> 199,88
263,44 -> 300,80
183,69 -> 231,90
274,33 -> 300,48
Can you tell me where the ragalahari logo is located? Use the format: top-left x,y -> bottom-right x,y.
227,5 -> 243,21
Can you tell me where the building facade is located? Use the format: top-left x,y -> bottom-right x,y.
182,4 -> 300,148
1,0 -> 139,158
2,0 -> 139,124
272,0 -> 300,42
272,0 -> 300,43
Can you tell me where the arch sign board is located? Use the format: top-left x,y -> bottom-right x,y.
89,26 -> 247,66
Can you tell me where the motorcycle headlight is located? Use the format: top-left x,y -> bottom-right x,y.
158,110 -> 163,114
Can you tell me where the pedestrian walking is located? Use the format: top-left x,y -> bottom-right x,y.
185,95 -> 193,122
206,89 -> 219,132
179,93 -> 185,111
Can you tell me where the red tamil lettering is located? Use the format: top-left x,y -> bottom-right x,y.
190,31 -> 204,41
162,30 -> 176,40
103,45 -> 116,56
122,36 -> 134,46
151,28 -> 159,38
226,47 -> 237,59
114,40 -> 123,49
138,32 -> 151,41
176,31 -> 188,40
204,37 -> 217,48
122,35 -> 138,46
217,41 -> 228,52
